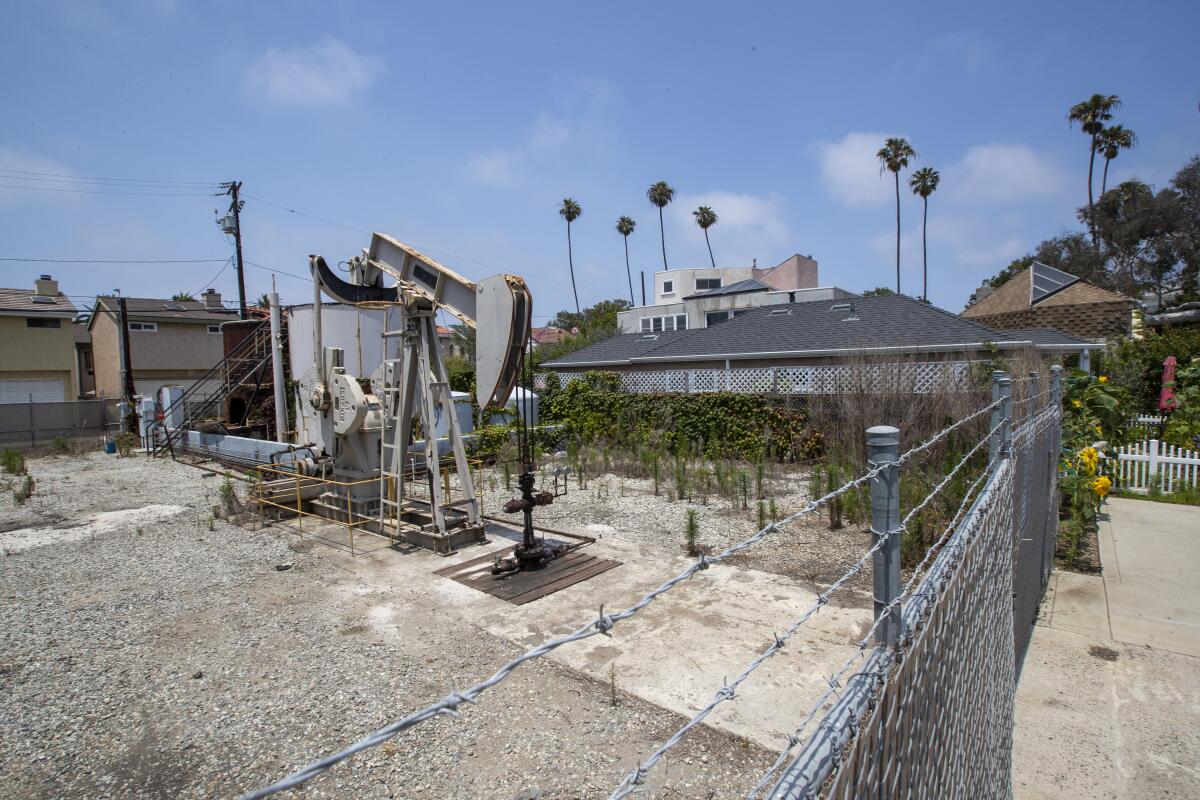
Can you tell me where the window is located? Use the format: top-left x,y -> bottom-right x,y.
662,280 -> 674,295
639,314 -> 688,333
705,310 -> 730,327
26,317 -> 61,328
208,325 -> 222,334
128,322 -> 158,332
696,277 -> 722,291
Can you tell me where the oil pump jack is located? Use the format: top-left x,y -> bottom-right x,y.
303,232 -> 554,565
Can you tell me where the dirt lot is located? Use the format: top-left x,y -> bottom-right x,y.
0,452 -> 872,799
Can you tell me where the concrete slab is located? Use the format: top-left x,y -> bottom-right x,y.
1014,625 -> 1200,800
1015,496 -> 1200,799
1102,498 -> 1200,657
292,518 -> 871,752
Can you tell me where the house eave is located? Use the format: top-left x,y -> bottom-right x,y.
627,340 -> 1031,364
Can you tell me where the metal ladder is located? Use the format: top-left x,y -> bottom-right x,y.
377,303 -> 480,538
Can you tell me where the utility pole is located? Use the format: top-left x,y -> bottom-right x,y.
222,180 -> 248,319
117,295 -> 139,434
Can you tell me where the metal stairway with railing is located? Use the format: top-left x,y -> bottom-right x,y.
151,318 -> 274,459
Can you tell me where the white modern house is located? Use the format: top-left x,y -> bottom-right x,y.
616,254 -> 857,333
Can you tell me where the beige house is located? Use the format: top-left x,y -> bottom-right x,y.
0,275 -> 80,403
88,289 -> 238,400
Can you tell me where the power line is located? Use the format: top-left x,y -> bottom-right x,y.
0,182 -> 216,197
242,192 -> 618,296
245,260 -> 309,282
0,257 -> 229,264
0,168 -> 219,187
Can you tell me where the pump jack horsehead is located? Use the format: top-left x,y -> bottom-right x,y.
303,232 -> 532,554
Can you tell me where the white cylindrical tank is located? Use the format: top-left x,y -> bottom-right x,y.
287,303 -> 396,379
159,385 -> 186,429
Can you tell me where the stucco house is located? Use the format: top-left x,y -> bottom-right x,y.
616,254 -> 856,333
87,288 -> 239,400
961,263 -> 1136,341
0,275 -> 80,403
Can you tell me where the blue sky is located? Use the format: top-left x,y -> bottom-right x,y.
1,1 -> 1196,321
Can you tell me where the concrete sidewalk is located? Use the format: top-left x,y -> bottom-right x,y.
1013,498 -> 1200,799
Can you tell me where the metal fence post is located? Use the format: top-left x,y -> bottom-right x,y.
1027,372 -> 1039,418
999,375 -> 1013,457
867,425 -> 901,645
989,371 -> 1007,469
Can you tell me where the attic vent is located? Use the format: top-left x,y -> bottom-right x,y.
164,303 -> 186,311
768,308 -> 792,316
28,295 -> 56,304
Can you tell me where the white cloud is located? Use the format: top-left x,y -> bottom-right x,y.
904,32 -> 992,72
812,132 -> 894,207
463,78 -> 619,186
666,190 -> 790,265
946,143 -> 1065,204
244,38 -> 383,108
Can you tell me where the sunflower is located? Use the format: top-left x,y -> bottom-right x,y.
1092,475 -> 1112,499
1098,376 -> 1109,383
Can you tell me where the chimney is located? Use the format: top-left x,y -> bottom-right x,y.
34,274 -> 59,297
202,288 -> 222,309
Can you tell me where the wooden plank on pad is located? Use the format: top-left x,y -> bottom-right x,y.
435,548 -> 621,605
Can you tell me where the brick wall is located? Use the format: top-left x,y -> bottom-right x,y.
969,301 -> 1132,340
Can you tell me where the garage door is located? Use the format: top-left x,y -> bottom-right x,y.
0,379 -> 65,404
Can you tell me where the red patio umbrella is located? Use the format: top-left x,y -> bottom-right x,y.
1159,356 -> 1179,412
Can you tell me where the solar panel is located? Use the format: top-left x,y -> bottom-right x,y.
1030,262 -> 1077,305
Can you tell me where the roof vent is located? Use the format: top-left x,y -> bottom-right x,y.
829,302 -> 859,321
164,303 -> 186,311
29,295 -> 56,305
640,334 -> 659,340
768,308 -> 792,317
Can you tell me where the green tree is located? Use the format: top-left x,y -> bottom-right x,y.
877,137 -> 917,294
172,292 -> 196,302
647,181 -> 675,271
908,166 -> 940,301
255,293 -> 271,308
1067,93 -> 1121,234
559,198 -> 583,313
1097,124 -> 1137,197
692,206 -> 718,268
861,286 -> 895,297
535,299 -> 632,367
1169,156 -> 1200,297
616,216 -> 637,305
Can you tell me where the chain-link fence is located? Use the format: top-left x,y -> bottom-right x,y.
764,369 -> 1062,799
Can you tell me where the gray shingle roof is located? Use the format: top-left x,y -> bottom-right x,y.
993,327 -> 1090,346
543,295 -> 1057,368
91,296 -> 237,325
684,278 -> 771,299
0,288 -> 78,314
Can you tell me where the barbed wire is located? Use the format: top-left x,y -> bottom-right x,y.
239,455 -> 897,799
614,420 -> 1002,797
240,396 -> 1008,800
745,464 -> 994,798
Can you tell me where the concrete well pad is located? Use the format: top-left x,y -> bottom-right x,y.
314,519 -> 872,752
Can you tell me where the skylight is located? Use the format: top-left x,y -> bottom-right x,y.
29,295 -> 56,304
1030,262 -> 1077,305
164,303 -> 187,311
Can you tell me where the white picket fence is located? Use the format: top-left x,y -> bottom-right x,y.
1129,414 -> 1167,436
1116,438 -> 1200,493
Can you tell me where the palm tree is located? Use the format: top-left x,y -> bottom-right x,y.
172,292 -> 196,302
1097,124 -> 1137,196
908,167 -> 940,302
693,206 -> 718,268
559,198 -> 583,313
1067,94 -> 1121,221
255,293 -> 271,308
616,216 -> 637,304
646,181 -> 675,270
877,137 -> 917,293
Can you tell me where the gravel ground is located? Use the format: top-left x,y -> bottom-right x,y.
1,452 -> 776,799
477,461 -> 874,598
